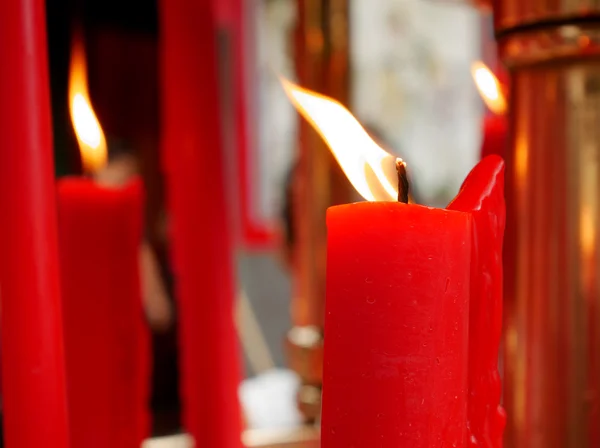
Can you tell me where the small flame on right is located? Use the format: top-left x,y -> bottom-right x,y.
471,62 -> 507,116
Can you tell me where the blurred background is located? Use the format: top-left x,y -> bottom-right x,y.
43,0 -> 495,443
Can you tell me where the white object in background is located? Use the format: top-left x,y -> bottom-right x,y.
142,370 -> 304,447
142,434 -> 193,448
351,0 -> 481,206
239,369 -> 304,430
245,0 -> 298,229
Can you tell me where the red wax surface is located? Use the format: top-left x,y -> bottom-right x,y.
159,0 -> 243,445
0,0 -> 70,446
448,155 -> 506,448
57,178 -> 150,447
323,202 -> 472,447
481,116 -> 507,160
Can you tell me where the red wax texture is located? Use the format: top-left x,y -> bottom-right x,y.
448,155 -> 506,448
159,0 -> 243,445
0,0 -> 70,446
481,116 -> 507,160
57,178 -> 150,447
323,202 -> 471,447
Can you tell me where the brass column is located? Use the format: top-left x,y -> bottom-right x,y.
494,2 -> 600,447
285,0 -> 354,423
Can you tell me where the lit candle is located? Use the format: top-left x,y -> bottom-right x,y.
0,1 -> 70,446
159,0 -> 243,445
283,81 -> 471,447
57,35 -> 150,447
283,81 -> 506,447
472,62 -> 507,160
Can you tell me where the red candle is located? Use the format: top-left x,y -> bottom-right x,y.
472,62 -> 508,160
281,81 -> 471,447
57,178 -> 149,448
481,116 -> 507,160
159,0 -> 243,445
448,155 -> 506,447
283,81 -> 506,447
58,35 -> 151,447
0,0 -> 70,446
324,203 -> 471,447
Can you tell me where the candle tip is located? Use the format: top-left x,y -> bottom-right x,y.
396,159 -> 409,204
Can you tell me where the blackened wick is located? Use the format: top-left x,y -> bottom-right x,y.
396,159 -> 409,204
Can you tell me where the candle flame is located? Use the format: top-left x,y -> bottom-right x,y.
281,78 -> 398,202
472,62 -> 507,116
68,34 -> 107,174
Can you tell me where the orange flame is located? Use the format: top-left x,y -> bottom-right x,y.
281,78 -> 399,202
68,35 -> 107,174
471,62 -> 507,115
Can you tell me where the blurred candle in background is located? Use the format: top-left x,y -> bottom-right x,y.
470,74 -> 508,442
159,0 -> 243,446
0,0 -> 70,446
472,62 -> 508,160
58,179 -> 147,448
58,33 -> 150,448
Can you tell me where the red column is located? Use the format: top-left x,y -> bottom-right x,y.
159,0 -> 243,446
0,1 -> 70,447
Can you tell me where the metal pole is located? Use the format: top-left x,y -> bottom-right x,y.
494,2 -> 600,446
286,0 -> 354,423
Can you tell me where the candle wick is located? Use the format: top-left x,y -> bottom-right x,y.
396,158 -> 409,204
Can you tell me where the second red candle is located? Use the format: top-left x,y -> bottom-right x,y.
58,178 -> 150,447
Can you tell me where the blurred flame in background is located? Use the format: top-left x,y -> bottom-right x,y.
69,34 -> 107,173
472,62 -> 507,115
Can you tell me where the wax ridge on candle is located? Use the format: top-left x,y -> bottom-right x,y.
448,155 -> 506,448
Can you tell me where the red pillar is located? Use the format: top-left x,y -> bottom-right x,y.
0,0 -> 70,446
159,0 -> 243,445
